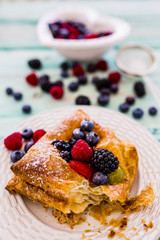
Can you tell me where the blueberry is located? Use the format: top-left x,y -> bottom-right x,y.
98,95 -> 109,106
59,28 -> 69,39
100,88 -> 110,96
24,141 -> 34,153
72,128 -> 85,140
48,23 -> 59,37
80,120 -> 94,132
86,131 -> 99,146
119,103 -> 130,113
21,128 -> 33,140
92,77 -> 99,85
28,59 -> 42,70
14,92 -> 23,101
60,61 -> 70,71
87,63 -> 97,73
126,96 -> 135,105
75,95 -> 91,105
22,105 -> 32,114
111,84 -> 119,93
132,108 -> 144,119
68,82 -> 79,92
95,78 -> 110,91
78,75 -> 88,85
10,150 -> 25,163
39,74 -> 50,85
148,107 -> 158,116
6,87 -> 13,95
92,172 -> 109,186
61,70 -> 69,78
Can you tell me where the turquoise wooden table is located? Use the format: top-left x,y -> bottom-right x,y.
0,0 -> 160,143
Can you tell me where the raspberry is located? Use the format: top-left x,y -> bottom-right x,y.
69,160 -> 94,180
49,86 -> 64,99
108,72 -> 121,84
4,132 -> 22,150
84,33 -> 98,39
26,73 -> 39,86
96,60 -> 108,71
71,140 -> 93,162
72,64 -> 85,77
33,129 -> 46,143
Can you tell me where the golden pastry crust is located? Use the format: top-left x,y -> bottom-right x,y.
6,109 -> 139,214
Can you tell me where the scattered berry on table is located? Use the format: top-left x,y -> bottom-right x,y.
4,132 -> 22,150
148,107 -> 158,116
21,128 -> 33,140
28,59 -> 42,70
92,172 -> 109,186
98,95 -> 109,106
6,87 -> 13,95
119,103 -> 130,113
92,76 -> 99,85
49,86 -> 64,99
111,83 -> 119,93
126,96 -> 135,105
132,108 -> 144,119
100,88 -> 110,96
87,63 -> 97,73
95,78 -> 110,91
61,70 -> 69,78
52,80 -> 63,87
33,129 -> 46,143
108,72 -> 121,84
39,74 -> 51,92
134,81 -> 146,97
78,75 -> 88,85
68,82 -> 79,92
69,160 -> 94,180
72,64 -> 85,77
26,73 -> 38,86
22,105 -> 32,114
72,128 -> 85,140
108,167 -> 125,185
60,151 -> 71,162
80,120 -> 94,132
14,92 -> 23,101
75,95 -> 91,105
86,131 -> 99,146
10,150 -> 25,163
91,148 -> 119,174
60,61 -> 70,71
96,59 -> 108,71
24,141 -> 34,153
71,139 -> 93,162
72,61 -> 79,68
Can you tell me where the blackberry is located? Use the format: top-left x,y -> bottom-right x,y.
60,61 -> 70,71
39,74 -> 51,92
60,151 -> 71,162
52,80 -> 63,87
87,63 -> 97,73
134,81 -> 146,97
51,138 -> 59,145
28,59 -> 42,70
54,140 -> 71,151
91,149 -> 119,174
95,78 -> 110,91
69,138 -> 77,147
75,95 -> 91,105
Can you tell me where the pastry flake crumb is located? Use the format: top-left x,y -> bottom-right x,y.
141,218 -> 146,224
109,217 -> 128,230
132,227 -> 137,231
81,233 -> 85,239
143,221 -> 153,231
117,232 -> 125,238
108,229 -> 116,238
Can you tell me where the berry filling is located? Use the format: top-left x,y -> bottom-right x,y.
51,119 -> 124,186
48,20 -> 113,40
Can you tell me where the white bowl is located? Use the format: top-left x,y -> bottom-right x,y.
37,7 -> 131,61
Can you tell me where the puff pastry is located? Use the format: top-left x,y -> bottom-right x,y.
6,109 -> 153,224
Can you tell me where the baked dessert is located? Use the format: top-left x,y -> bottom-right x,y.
6,109 -> 154,226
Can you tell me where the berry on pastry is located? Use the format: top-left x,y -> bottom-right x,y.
33,129 -> 46,143
71,139 -> 93,162
69,160 -> 94,180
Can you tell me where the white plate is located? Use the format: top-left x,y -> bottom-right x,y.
0,106 -> 160,240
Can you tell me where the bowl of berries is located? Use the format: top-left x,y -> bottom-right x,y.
37,7 -> 131,60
